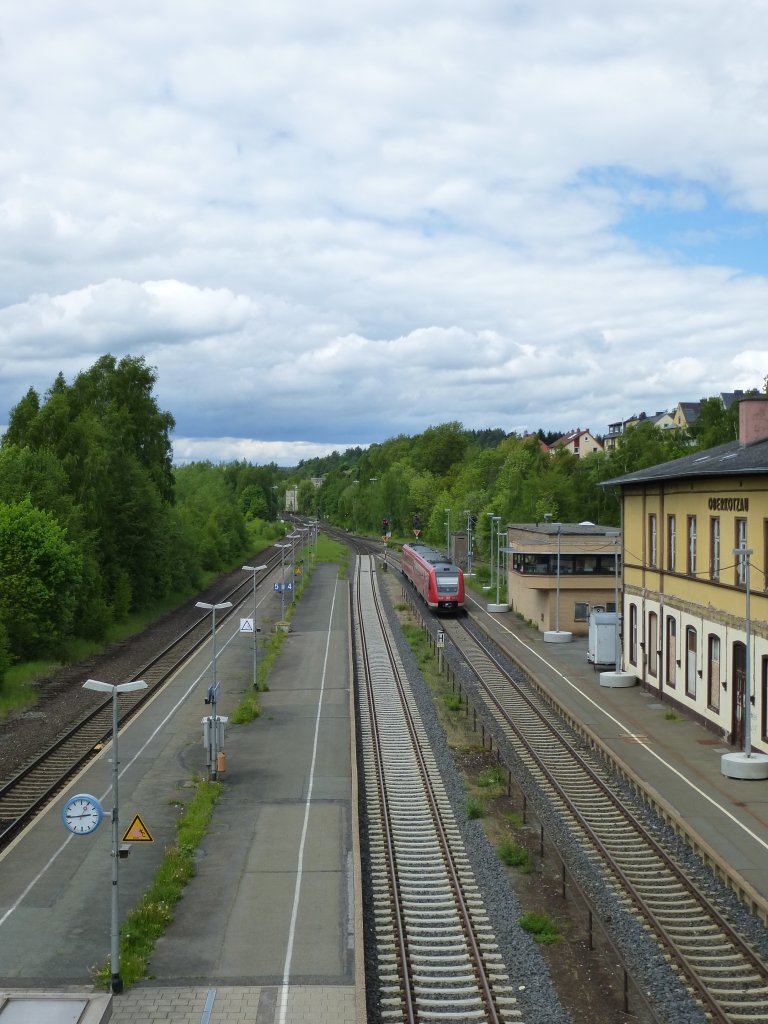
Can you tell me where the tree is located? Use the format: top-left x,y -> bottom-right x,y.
0,500 -> 83,660
689,397 -> 738,449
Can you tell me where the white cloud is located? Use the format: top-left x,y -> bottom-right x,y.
0,0 -> 767,460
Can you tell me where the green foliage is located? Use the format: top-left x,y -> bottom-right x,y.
477,764 -> 506,796
497,837 -> 534,872
230,692 -> 261,724
0,355 -> 264,672
519,910 -> 561,943
688,396 -> 739,449
0,622 -> 11,691
466,795 -> 485,819
0,499 -> 83,659
443,692 -> 463,711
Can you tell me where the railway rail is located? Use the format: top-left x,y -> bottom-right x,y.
432,611 -> 768,1023
0,551 -> 282,850
353,553 -> 521,1023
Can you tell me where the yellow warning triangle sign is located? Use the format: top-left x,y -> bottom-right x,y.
122,814 -> 154,843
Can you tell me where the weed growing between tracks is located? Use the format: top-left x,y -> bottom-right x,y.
93,777 -> 222,990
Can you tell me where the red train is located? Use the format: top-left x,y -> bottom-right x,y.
401,543 -> 465,612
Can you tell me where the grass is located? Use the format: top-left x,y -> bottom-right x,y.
443,692 -> 463,711
315,535 -> 350,578
229,691 -> 261,724
477,764 -> 506,796
664,710 -> 681,721
466,794 -> 485,819
94,777 -> 222,989
401,624 -> 434,671
519,910 -> 561,944
497,837 -> 534,873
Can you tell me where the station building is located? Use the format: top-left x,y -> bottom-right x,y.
603,397 -> 768,753
504,522 -> 620,636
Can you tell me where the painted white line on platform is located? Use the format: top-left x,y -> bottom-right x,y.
277,580 -> 338,1024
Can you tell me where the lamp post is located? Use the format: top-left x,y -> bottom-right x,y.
493,516 -> 502,606
276,544 -> 291,620
485,513 -> 496,590
196,600 -> 233,779
445,508 -> 451,557
464,510 -> 474,576
242,564 -> 267,689
82,677 -> 148,994
543,521 -> 572,643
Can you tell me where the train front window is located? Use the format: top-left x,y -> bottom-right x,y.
436,575 -> 460,594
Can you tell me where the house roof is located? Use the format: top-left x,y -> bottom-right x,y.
602,437 -> 768,487
675,401 -> 701,423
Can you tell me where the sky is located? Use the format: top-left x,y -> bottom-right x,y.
1,1 -> 767,467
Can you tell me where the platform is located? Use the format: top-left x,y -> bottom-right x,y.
0,564 -> 365,1024
473,593 -> 768,921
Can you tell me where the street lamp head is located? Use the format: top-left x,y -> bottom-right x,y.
196,601 -> 233,611
242,564 -> 267,572
83,678 -> 147,694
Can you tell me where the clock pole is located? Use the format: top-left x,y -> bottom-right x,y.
83,677 -> 147,993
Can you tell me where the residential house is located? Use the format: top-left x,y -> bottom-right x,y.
672,401 -> 702,430
552,428 -> 604,458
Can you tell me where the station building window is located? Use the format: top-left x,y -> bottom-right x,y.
629,604 -> 638,667
574,602 -> 590,621
686,626 -> 697,698
666,616 -> 677,688
707,634 -> 721,711
648,514 -> 657,567
667,515 -> 676,572
735,518 -> 748,586
710,517 -> 720,581
648,611 -> 658,677
687,516 -> 697,576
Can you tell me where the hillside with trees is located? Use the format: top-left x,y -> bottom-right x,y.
0,355 -> 285,683
289,390 -> 763,555
0,352 -> 761,686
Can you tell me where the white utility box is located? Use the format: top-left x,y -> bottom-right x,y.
587,611 -> 618,666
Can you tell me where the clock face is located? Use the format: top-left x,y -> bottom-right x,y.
62,794 -> 103,835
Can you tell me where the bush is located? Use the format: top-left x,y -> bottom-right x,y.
519,910 -> 561,944
466,795 -> 485,819
497,837 -> 534,872
477,764 -> 506,794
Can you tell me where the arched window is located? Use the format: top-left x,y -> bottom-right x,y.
666,617 -> 677,688
648,612 -> 658,677
686,626 -> 697,698
629,604 -> 638,666
707,634 -> 721,711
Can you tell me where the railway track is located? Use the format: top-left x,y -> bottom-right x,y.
0,551 -> 282,850
435,613 -> 768,1024
353,554 -> 522,1024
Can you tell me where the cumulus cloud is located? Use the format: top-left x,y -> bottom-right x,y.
0,0 -> 767,465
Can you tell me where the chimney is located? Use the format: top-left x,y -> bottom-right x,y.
739,398 -> 768,445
